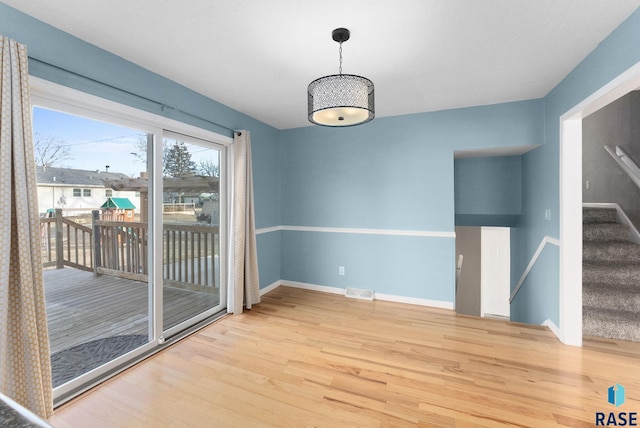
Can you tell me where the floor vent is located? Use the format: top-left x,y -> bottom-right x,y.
345,287 -> 374,301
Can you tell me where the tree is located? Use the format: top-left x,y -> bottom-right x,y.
130,134 -> 149,164
198,159 -> 220,177
131,134 -> 170,172
164,141 -> 196,177
33,133 -> 72,169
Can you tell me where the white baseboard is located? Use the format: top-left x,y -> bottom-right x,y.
280,280 -> 454,309
280,280 -> 344,295
259,280 -> 281,296
542,318 -> 561,340
374,292 -> 454,309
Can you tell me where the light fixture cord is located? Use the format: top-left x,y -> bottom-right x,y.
338,41 -> 343,75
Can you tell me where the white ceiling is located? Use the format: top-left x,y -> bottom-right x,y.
4,0 -> 640,130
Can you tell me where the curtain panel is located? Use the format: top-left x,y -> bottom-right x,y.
231,131 -> 260,314
0,35 -> 53,419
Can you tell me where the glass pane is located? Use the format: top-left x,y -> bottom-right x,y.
162,137 -> 221,331
34,107 -> 151,388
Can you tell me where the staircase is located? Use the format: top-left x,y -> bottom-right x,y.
583,207 -> 640,342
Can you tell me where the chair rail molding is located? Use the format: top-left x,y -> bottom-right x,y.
256,225 -> 455,238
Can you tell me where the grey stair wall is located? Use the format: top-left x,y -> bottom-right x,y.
583,207 -> 640,342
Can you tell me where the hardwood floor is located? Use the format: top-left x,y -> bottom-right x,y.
48,286 -> 640,427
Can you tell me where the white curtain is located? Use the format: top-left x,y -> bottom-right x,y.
0,36 -> 53,418
230,130 -> 260,314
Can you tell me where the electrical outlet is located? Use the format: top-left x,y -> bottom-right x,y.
339,266 -> 345,276
585,180 -> 590,190
545,208 -> 551,221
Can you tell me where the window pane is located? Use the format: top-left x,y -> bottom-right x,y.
162,137 -> 222,331
34,106 -> 151,388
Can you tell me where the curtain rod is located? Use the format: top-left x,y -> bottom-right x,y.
30,58 -> 234,133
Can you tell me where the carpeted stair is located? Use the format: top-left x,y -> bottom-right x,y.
583,207 -> 640,342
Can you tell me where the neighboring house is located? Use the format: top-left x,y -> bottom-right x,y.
36,166 -> 140,216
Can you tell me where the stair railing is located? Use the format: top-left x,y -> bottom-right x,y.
455,254 -> 463,296
604,145 -> 640,190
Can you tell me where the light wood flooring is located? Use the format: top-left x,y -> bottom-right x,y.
48,286 -> 640,427
45,268 -> 220,354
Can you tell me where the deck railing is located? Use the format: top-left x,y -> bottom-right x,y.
92,211 -> 218,290
40,209 -> 93,272
163,223 -> 218,290
93,212 -> 148,281
42,209 -> 219,290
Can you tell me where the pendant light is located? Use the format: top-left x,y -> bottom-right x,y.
307,28 -> 375,127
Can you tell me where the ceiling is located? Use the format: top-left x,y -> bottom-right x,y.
4,0 -> 640,130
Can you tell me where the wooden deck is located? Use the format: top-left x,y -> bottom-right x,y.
44,268 -> 220,355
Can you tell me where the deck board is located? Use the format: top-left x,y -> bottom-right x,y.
44,268 -> 220,354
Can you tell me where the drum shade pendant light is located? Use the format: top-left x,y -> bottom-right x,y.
308,28 -> 375,127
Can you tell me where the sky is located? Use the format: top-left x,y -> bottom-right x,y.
33,107 -> 219,178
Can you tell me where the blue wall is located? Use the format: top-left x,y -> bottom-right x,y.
282,101 -> 543,230
454,155 -> 523,227
281,231 -> 455,300
510,244 -> 559,325
0,3 -> 281,289
280,101 -> 543,303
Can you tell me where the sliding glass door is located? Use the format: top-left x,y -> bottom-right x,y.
161,133 -> 226,336
31,82 -> 228,402
33,106 -> 152,389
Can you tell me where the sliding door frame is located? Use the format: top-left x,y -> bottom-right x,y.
30,77 -> 232,404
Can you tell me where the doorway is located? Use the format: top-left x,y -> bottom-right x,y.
560,61 -> 640,346
455,226 -> 510,319
481,227 -> 510,319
